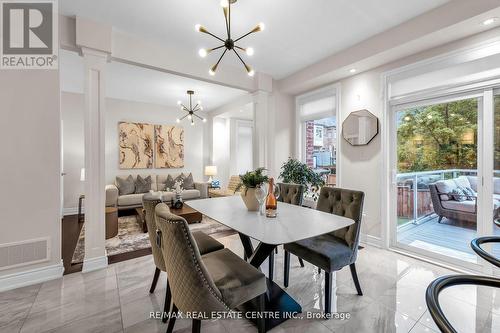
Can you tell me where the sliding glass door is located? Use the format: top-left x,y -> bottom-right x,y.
389,89 -> 500,270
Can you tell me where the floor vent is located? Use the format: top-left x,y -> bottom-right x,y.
0,238 -> 50,271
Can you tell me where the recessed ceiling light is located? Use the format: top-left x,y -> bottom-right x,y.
483,17 -> 499,26
349,68 -> 357,73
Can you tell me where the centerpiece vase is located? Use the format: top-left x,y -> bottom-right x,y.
241,187 -> 260,211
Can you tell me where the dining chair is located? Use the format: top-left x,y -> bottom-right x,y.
267,183 -> 306,281
142,194 -> 224,323
155,203 -> 267,333
283,186 -> 365,313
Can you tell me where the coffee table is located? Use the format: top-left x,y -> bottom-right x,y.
170,204 -> 202,224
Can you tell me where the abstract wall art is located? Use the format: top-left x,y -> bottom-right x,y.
154,125 -> 184,168
118,122 -> 154,169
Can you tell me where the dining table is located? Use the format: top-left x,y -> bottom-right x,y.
188,195 -> 354,330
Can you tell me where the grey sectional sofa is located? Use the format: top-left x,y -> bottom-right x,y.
105,173 -> 208,210
429,175 -> 500,224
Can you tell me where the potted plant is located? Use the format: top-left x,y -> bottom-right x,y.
236,167 -> 269,211
279,158 -> 325,206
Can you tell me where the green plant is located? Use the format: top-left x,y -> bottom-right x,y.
236,167 -> 269,194
279,158 -> 325,188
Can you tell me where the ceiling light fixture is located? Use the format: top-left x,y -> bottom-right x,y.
349,68 -> 357,73
196,0 -> 263,77
483,17 -> 499,26
176,90 -> 206,126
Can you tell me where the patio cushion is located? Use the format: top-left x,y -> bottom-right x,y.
454,176 -> 471,189
442,200 -> 476,213
466,176 -> 478,192
435,179 -> 457,201
118,193 -> 144,206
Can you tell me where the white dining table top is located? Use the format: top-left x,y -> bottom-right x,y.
187,196 -> 354,245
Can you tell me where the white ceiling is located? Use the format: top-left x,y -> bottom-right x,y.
60,0 -> 450,79
60,50 -> 248,110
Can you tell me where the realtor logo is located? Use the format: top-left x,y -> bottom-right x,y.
1,0 -> 58,69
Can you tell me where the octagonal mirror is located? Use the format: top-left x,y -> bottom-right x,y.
342,109 -> 379,146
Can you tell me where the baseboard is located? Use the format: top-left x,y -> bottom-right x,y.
82,255 -> 108,273
63,207 -> 79,216
360,234 -> 382,248
0,260 -> 64,292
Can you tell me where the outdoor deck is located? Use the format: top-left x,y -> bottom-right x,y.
398,216 -> 500,263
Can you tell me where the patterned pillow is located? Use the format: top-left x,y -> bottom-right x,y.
449,188 -> 467,202
135,175 -> 152,194
174,173 -> 185,188
164,175 -> 175,191
116,175 -> 135,195
460,186 -> 475,201
183,173 -> 195,190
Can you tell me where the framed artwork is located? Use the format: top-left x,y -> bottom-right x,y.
155,125 -> 184,168
118,122 -> 154,169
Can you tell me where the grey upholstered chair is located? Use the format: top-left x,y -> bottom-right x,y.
267,183 -> 306,281
155,203 -> 267,333
142,193 -> 224,323
283,187 -> 365,313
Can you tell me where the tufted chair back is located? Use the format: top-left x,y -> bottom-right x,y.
154,203 -> 229,316
278,183 -> 306,206
316,187 -> 364,249
142,193 -> 165,271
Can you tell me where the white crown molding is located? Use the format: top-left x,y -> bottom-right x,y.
82,255 -> 108,273
0,261 -> 64,292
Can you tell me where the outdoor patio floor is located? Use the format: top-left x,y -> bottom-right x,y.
398,215 -> 500,263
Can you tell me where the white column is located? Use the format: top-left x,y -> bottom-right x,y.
253,91 -> 270,172
82,47 -> 109,272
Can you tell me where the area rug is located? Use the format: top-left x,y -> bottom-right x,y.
71,214 -> 232,264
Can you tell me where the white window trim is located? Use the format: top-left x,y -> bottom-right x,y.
381,41 -> 500,273
295,83 -> 342,186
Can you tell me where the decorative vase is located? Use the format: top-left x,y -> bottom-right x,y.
241,187 -> 260,211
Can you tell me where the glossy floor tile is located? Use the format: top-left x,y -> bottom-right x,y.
1,233 -> 498,332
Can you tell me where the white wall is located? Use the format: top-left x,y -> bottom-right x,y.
0,70 -> 62,286
212,117 -> 230,187
61,92 -> 208,211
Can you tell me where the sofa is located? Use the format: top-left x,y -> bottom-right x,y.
429,175 -> 500,224
106,173 -> 208,210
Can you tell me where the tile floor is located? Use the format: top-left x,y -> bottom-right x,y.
1,234 -> 499,333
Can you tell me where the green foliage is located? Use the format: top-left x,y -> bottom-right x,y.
397,99 -> 478,172
237,167 -> 269,192
279,158 -> 325,188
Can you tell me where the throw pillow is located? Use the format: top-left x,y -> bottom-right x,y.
183,173 -> 195,190
135,175 -> 152,194
116,175 -> 135,195
460,186 -> 475,201
449,188 -> 466,202
163,174 -> 175,191
174,173 -> 185,188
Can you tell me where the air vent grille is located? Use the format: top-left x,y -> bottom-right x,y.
0,238 -> 50,270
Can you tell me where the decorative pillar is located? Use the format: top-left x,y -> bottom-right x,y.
81,47 -> 109,272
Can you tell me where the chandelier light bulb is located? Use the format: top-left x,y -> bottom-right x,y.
195,24 -> 202,32
209,69 -> 215,76
191,121 -> 195,126
188,114 -> 192,120
198,48 -> 208,57
197,100 -> 202,105
177,100 -> 182,105
203,118 -> 207,123
257,22 -> 265,31
220,0 -> 229,8
176,118 -> 180,123
246,47 -> 254,56
199,106 -> 204,110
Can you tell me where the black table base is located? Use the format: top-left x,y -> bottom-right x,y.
238,233 -> 302,330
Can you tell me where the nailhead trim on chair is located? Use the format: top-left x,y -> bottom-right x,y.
158,215 -> 231,311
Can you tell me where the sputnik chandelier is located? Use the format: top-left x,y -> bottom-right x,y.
196,0 -> 265,77
176,90 -> 206,126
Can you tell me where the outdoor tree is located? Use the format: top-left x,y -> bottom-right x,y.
397,98 -> 478,172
